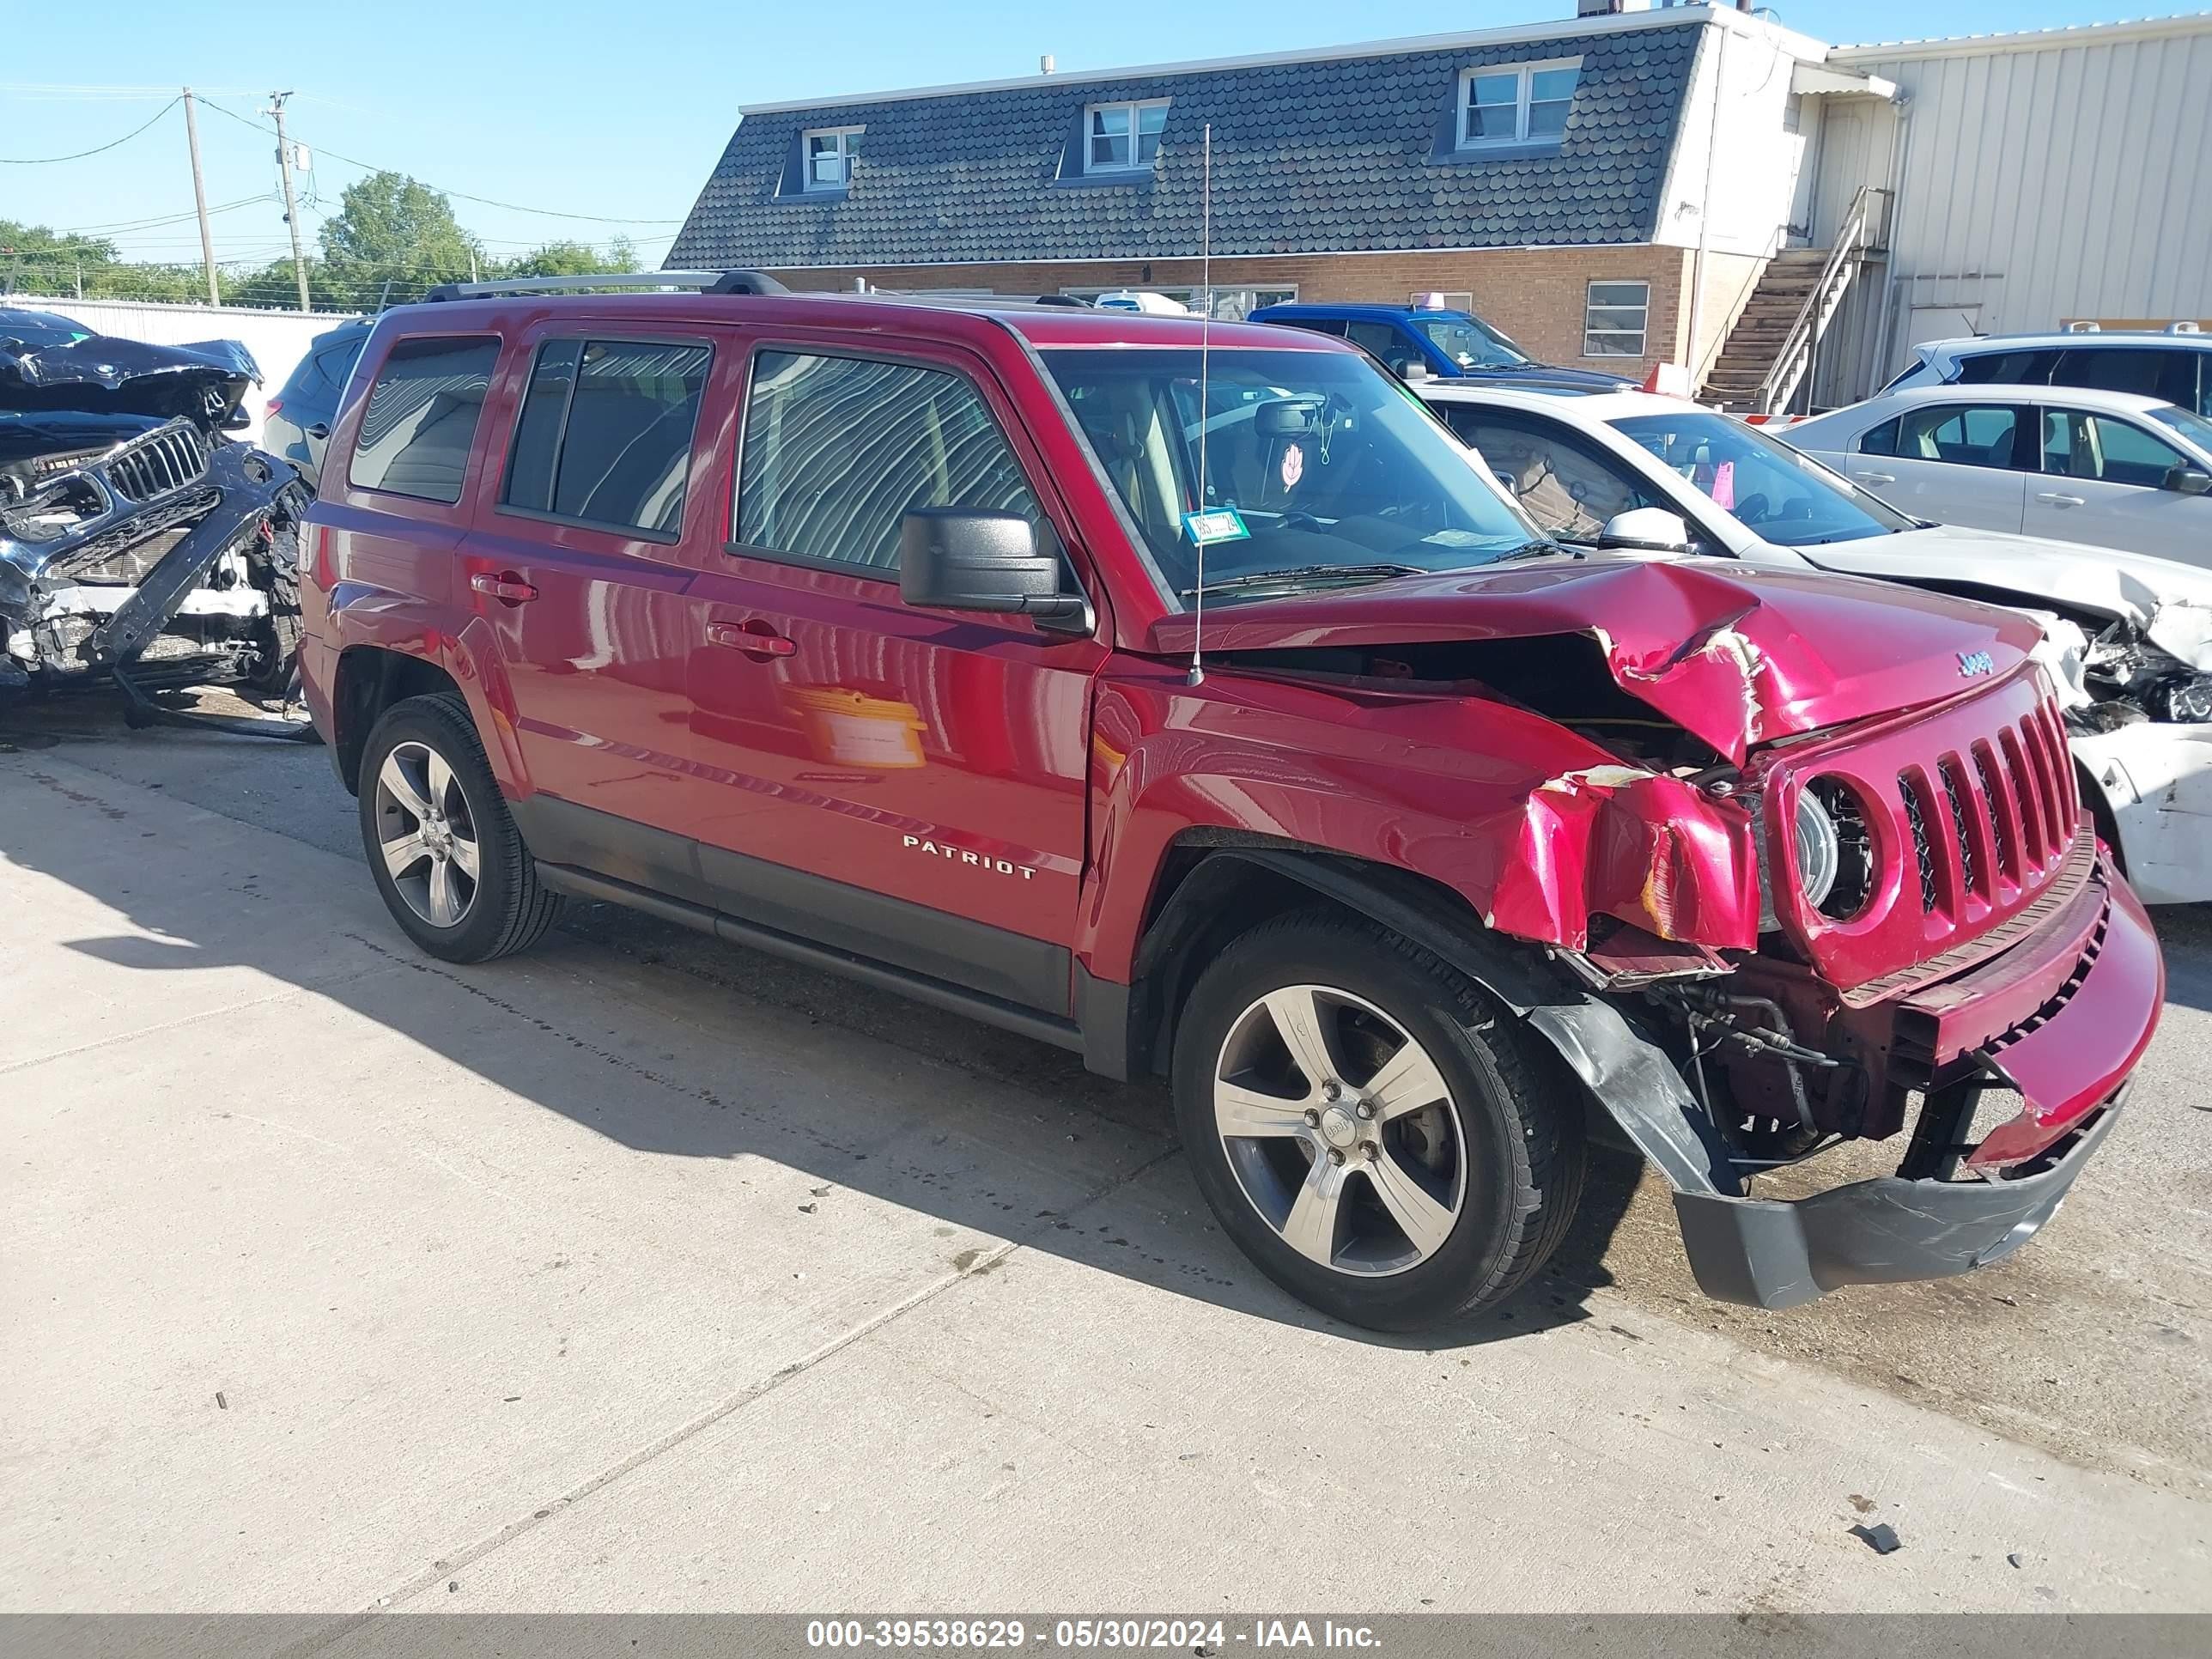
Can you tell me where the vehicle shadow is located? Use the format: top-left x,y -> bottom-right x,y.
4,736 -> 1640,1352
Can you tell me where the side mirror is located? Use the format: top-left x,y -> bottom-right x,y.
2164,465 -> 2212,496
899,507 -> 1091,629
1398,360 -> 1432,382
222,406 -> 252,431
1597,507 -> 1695,554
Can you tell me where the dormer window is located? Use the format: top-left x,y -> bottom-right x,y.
803,126 -> 862,191
1457,60 -> 1579,148
1085,100 -> 1168,172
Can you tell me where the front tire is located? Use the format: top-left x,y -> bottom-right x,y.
357,692 -> 561,963
1172,910 -> 1585,1331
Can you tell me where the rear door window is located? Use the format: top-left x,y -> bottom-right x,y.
347,335 -> 500,504
2053,346 -> 2168,400
1439,408 -> 1665,543
1887,404 -> 2026,470
1344,321 -> 1420,374
501,337 -> 713,538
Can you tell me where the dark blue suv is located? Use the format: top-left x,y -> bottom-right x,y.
1249,302 -> 1637,395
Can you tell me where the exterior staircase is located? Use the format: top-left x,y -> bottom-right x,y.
1698,249 -> 1835,409
1698,185 -> 1891,415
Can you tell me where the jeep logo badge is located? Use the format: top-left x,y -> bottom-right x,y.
1957,649 -> 1995,678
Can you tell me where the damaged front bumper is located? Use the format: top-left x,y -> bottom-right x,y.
1523,845 -> 2158,1311
1672,855 -> 2158,1308
1675,1087 -> 2124,1310
2,432 -> 297,695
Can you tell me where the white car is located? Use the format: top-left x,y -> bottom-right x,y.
1418,382 -> 2212,904
1786,384 -> 2212,566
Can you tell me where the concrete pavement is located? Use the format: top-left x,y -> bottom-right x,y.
3,732 -> 2209,1613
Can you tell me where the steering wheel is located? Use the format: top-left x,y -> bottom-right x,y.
1733,492 -> 1771,525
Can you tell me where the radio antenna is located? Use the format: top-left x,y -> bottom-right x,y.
1188,121 -> 1212,688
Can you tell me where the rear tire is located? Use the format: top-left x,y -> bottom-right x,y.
1171,908 -> 1585,1331
357,692 -> 561,963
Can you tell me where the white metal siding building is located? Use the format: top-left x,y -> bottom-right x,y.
1802,12 -> 2212,404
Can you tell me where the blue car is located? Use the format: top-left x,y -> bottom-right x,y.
1249,301 -> 1638,395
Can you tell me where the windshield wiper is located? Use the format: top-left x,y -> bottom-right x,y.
1180,562 -> 1423,598
1488,539 -> 1585,563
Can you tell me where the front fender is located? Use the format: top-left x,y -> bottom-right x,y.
1077,663 -> 1759,981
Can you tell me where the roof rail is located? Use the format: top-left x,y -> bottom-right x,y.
419,270 -> 790,302
2169,320 -> 2203,335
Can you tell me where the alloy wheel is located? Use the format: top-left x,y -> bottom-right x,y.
1212,984 -> 1468,1277
373,739 -> 481,929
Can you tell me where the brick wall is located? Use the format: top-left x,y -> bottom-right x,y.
762,246 -> 1698,374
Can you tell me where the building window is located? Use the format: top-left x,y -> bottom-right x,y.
1458,60 -> 1580,148
802,126 -> 862,191
1583,280 -> 1650,358
1086,100 -> 1168,172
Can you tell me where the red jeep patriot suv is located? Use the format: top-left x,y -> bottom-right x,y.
300,273 -> 2160,1330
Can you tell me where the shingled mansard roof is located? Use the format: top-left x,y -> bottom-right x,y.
670,15 -> 1705,270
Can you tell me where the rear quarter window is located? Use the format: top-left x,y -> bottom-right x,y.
347,336 -> 500,504
1955,348 -> 2061,386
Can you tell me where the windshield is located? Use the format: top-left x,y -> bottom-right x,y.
1608,410 -> 1920,547
1410,313 -> 1528,370
2149,404 -> 2212,455
1041,348 -> 1547,605
0,314 -> 91,350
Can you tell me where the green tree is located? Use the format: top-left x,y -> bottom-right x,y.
2,219 -> 219,304
316,172 -> 482,308
501,235 -> 637,278
222,256 -> 331,311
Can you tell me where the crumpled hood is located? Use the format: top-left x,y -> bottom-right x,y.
1801,522 -> 2212,670
0,333 -> 258,428
1150,554 -> 2044,765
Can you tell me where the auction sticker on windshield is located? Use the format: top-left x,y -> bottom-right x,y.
1182,507 -> 1251,545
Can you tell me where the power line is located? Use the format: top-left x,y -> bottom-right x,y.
198,97 -> 686,225
52,195 -> 275,236
0,96 -> 179,164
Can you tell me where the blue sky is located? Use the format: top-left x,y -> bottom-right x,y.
0,1 -> 2153,278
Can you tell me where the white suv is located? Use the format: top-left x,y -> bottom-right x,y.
1885,328 -> 2210,416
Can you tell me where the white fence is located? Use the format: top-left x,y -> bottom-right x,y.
3,295 -> 361,442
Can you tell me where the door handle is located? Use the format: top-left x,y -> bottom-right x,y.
306,422 -> 331,441
1854,471 -> 1897,485
2035,492 -> 2087,507
707,620 -> 796,659
470,571 -> 539,605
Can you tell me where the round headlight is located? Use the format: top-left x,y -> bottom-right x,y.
1794,787 -> 1839,912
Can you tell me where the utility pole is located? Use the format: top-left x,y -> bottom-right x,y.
266,91 -> 312,313
181,88 -> 220,306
